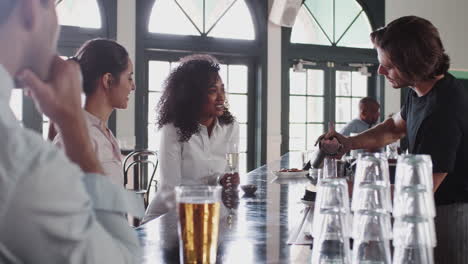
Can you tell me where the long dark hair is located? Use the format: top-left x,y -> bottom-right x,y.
156,54 -> 235,142
74,38 -> 129,96
371,16 -> 450,82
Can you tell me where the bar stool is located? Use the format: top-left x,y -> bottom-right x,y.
123,150 -> 158,208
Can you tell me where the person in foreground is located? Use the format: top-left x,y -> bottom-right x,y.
53,38 -> 135,186
143,54 -> 239,223
318,16 -> 468,263
0,0 -> 144,263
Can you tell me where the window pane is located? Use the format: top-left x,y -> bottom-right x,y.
334,0 -> 362,41
307,97 -> 324,122
205,0 -> 236,31
307,69 -> 324,95
149,0 -> 199,35
307,124 -> 324,150
239,124 -> 247,152
208,0 -> 255,40
175,1 -> 203,32
352,97 -> 362,119
57,0 -> 101,29
289,96 -> 306,123
9,89 -> 22,121
228,94 -> 247,123
147,123 -> 160,151
228,65 -> 247,94
291,7 -> 331,45
219,64 -> 228,85
336,97 -> 352,122
335,123 -> 346,133
336,71 -> 352,96
303,0 -> 333,41
352,71 -> 368,97
148,92 -> 161,125
337,12 -> 373,49
149,61 -> 170,92
289,124 -> 306,151
290,69 -> 306,95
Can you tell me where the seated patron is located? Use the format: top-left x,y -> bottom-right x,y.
53,39 -> 135,186
143,54 -> 239,222
0,1 -> 143,263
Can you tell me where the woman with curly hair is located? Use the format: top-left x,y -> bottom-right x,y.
144,54 -> 239,221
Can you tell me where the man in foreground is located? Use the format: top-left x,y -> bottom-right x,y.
0,0 -> 143,263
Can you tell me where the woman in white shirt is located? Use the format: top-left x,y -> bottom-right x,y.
53,39 -> 135,186
144,54 -> 239,222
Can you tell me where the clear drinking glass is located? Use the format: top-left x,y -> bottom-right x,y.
312,208 -> 352,239
351,186 -> 392,213
352,239 -> 392,264
395,155 -> 433,191
393,217 -> 437,247
393,189 -> 436,218
352,211 -> 392,241
354,153 -> 390,191
311,237 -> 351,264
315,179 -> 351,213
175,186 -> 222,264
393,246 -> 434,264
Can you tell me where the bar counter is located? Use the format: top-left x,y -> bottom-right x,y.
136,152 -> 314,263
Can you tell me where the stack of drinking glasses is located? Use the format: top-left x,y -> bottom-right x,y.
311,159 -> 352,263
393,155 -> 436,264
351,153 -> 393,264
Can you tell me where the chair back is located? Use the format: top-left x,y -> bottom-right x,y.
123,150 -> 158,207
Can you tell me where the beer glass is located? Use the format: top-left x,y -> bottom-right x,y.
175,185 -> 222,264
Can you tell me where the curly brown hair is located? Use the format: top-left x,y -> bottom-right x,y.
156,54 -> 235,142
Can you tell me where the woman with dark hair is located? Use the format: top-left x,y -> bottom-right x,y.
53,38 -> 135,185
144,54 -> 239,221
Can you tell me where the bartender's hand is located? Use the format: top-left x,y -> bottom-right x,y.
315,123 -> 352,159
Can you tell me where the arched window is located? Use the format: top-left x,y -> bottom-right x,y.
56,0 -> 102,29
282,0 -> 384,154
148,0 -> 255,40
291,0 -> 373,48
137,0 -> 267,175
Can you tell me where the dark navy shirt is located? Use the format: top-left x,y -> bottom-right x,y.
401,73 -> 468,205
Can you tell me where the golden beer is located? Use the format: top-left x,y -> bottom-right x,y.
178,202 -> 220,264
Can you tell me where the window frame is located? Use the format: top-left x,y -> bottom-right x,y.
135,0 -> 268,171
281,0 -> 385,154
22,0 -> 118,136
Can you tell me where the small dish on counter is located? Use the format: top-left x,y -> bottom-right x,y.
241,184 -> 257,196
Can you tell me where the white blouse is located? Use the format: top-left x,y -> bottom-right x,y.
144,119 -> 239,222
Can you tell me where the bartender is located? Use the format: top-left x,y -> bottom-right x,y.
318,16 -> 468,263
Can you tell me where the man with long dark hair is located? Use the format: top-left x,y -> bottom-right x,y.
319,16 -> 468,262
0,1 -> 143,263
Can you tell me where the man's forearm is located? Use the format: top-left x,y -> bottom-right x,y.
350,119 -> 403,150
56,115 -> 103,174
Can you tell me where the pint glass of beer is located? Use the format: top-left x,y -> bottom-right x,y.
175,185 -> 222,264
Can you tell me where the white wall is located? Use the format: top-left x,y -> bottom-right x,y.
384,0 -> 468,116
116,0 -> 136,148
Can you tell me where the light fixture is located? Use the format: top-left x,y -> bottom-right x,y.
293,59 -> 317,72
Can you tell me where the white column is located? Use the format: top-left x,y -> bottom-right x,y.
267,1 -> 283,164
116,0 -> 136,148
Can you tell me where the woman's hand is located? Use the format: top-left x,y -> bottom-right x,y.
219,172 -> 240,188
